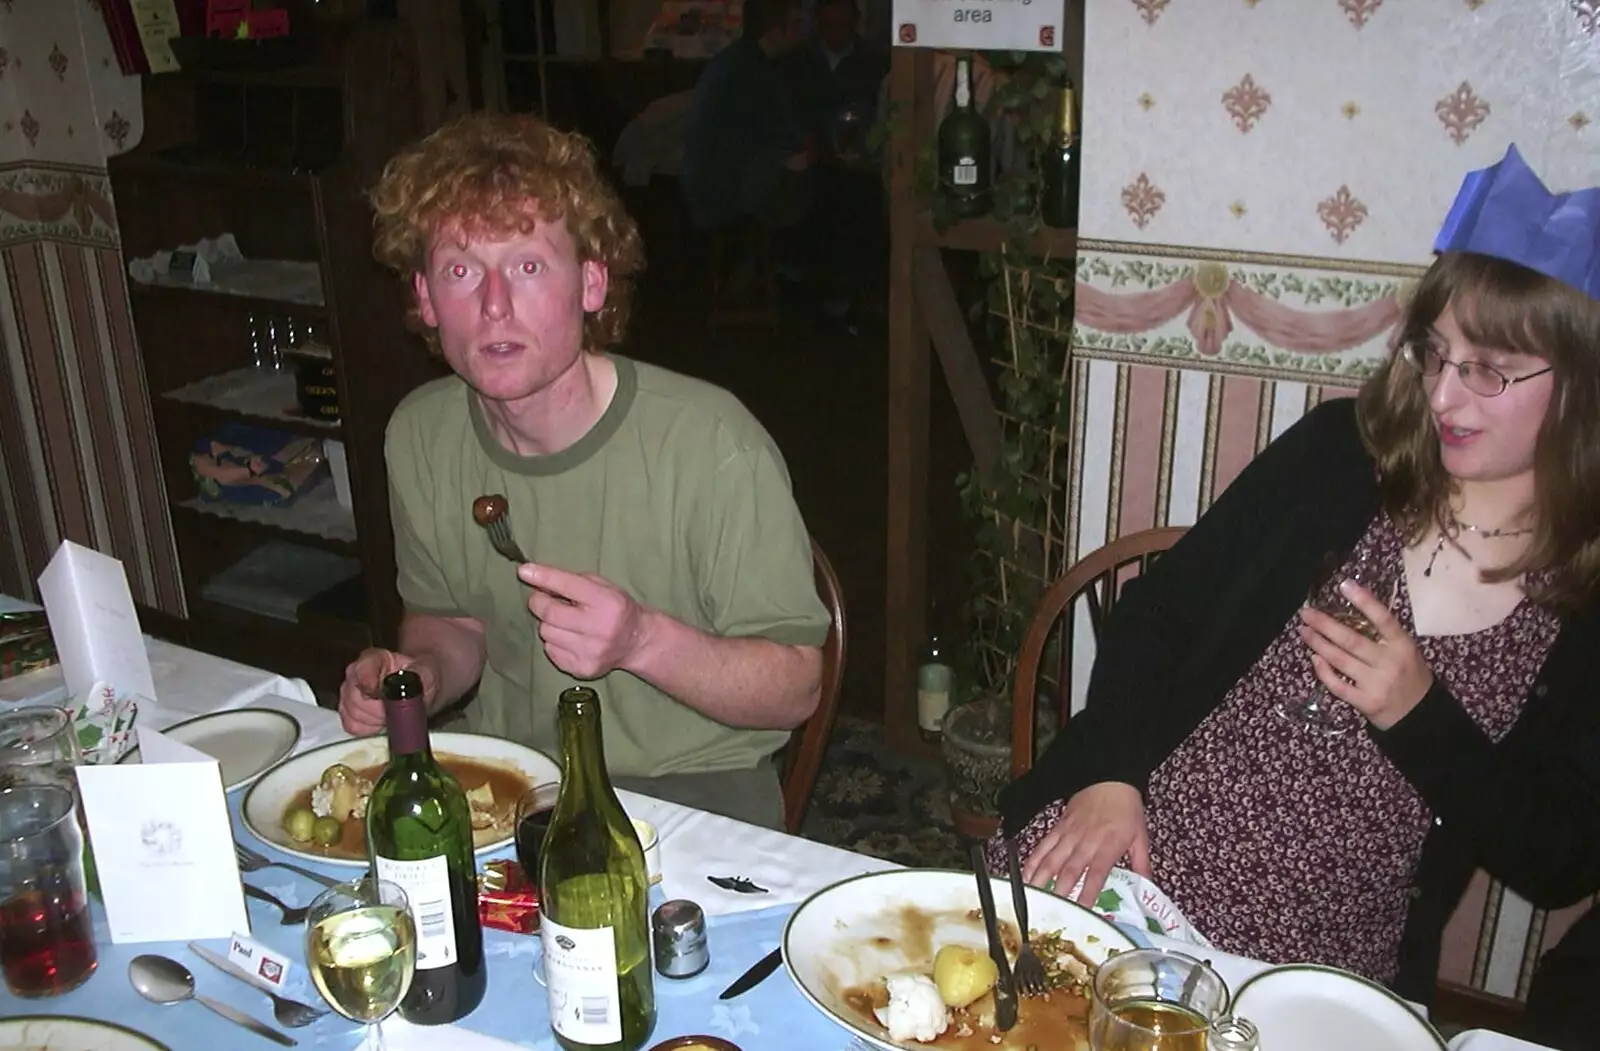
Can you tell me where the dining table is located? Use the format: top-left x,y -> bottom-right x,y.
0,596 -> 1553,1051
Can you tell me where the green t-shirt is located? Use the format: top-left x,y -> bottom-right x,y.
385,354 -> 831,777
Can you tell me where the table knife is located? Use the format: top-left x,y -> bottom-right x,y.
718,947 -> 783,1000
970,844 -> 1018,1032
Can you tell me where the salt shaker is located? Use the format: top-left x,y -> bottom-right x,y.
651,899 -> 709,979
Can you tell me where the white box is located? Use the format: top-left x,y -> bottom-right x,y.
324,439 -> 352,511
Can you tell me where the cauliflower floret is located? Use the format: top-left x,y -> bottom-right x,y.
310,782 -> 335,818
873,973 -> 950,1044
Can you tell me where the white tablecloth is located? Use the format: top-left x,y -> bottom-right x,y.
0,613 -> 1547,1051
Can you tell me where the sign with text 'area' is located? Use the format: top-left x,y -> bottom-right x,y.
891,0 -> 1065,52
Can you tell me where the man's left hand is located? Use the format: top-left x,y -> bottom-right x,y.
1298,579 -> 1434,730
520,563 -> 649,679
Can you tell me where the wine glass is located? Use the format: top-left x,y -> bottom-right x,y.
513,782 -> 561,888
304,877 -> 416,1051
1275,552 -> 1400,736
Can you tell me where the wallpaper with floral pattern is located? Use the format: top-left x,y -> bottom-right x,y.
1075,0 -> 1600,378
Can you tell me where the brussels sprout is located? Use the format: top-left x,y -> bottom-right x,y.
283,806 -> 316,843
312,816 -> 343,847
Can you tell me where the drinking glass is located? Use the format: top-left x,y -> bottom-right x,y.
1088,947 -> 1230,1051
0,784 -> 97,997
513,782 -> 561,887
1274,553 -> 1399,736
0,707 -> 82,794
304,877 -> 416,1051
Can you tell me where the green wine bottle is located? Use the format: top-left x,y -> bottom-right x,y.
539,687 -> 657,1051
366,669 -> 487,1024
1040,81 -> 1080,229
937,55 -> 991,219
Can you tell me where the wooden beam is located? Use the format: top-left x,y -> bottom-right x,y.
883,47 -> 932,755
916,212 -> 1077,258
913,245 -> 1003,487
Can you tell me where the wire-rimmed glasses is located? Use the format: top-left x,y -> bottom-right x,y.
1402,340 -> 1553,397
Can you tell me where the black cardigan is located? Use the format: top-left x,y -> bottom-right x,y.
1000,398 -> 1600,1005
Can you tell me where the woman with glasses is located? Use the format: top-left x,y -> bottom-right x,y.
990,146 -> 1600,1009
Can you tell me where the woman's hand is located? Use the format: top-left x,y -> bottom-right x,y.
1299,579 -> 1434,730
1019,781 -> 1150,907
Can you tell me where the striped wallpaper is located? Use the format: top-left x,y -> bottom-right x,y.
1062,348 -> 1595,1001
0,162 -> 182,614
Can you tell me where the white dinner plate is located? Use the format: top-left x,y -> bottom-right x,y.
1230,964 -> 1446,1051
241,732 -> 559,867
120,708 -> 301,791
0,1015 -> 171,1050
783,868 -> 1137,1051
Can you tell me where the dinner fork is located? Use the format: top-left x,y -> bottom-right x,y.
475,494 -> 528,563
234,842 -> 340,889
1005,839 -> 1048,996
187,942 -> 328,1029
244,883 -> 310,926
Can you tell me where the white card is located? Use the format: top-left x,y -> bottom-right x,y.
74,727 -> 249,943
37,540 -> 155,704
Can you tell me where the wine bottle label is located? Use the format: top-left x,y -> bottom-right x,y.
953,159 -> 978,186
374,854 -> 457,971
541,916 -> 622,1045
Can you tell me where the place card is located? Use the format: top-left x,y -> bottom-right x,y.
227,931 -> 295,989
37,540 -> 155,706
75,726 -> 249,943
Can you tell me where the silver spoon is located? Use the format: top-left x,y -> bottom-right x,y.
128,954 -> 298,1047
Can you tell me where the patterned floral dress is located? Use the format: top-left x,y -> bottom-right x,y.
992,513 -> 1560,983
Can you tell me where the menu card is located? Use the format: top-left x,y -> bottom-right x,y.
37,540 -> 155,706
75,727 -> 249,943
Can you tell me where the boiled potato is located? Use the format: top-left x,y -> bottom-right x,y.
932,944 -> 998,1008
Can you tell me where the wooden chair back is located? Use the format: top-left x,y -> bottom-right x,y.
1010,527 -> 1187,780
780,538 -> 847,833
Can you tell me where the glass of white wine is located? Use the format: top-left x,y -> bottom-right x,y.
1088,947 -> 1231,1051
304,877 -> 417,1051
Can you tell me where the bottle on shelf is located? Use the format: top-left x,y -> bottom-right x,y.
916,607 -> 954,743
937,55 -> 992,219
365,669 -> 488,1025
1040,79 -> 1081,229
539,686 -> 657,1051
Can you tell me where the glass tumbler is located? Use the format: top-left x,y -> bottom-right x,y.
0,783 -> 97,997
1088,947 -> 1233,1051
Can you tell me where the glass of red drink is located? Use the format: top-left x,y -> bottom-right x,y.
513,782 -> 560,888
0,783 -> 97,997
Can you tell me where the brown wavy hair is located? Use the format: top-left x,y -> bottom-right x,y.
1356,252 -> 1600,611
369,113 -> 646,354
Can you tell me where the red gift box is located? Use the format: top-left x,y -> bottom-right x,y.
477,860 -> 539,935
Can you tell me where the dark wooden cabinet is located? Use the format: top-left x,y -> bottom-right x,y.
109,20 -> 445,694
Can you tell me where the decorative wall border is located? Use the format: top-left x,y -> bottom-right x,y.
1073,238 -> 1428,384
0,162 -> 120,250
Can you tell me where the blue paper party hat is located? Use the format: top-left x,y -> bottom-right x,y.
1433,144 -> 1600,301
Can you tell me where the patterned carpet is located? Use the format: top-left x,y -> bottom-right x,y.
797,715 -> 972,869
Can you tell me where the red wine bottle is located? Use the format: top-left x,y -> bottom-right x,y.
366,670 -> 487,1024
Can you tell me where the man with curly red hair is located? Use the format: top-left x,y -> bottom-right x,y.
338,113 -> 829,829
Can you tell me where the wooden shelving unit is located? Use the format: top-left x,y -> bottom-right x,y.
882,32 -> 1084,756
110,20 -> 445,693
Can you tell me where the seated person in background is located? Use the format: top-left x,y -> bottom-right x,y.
1519,906 -> 1600,1051
681,0 -> 811,232
786,0 -> 888,148
988,145 -> 1600,1007
338,113 -> 830,831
